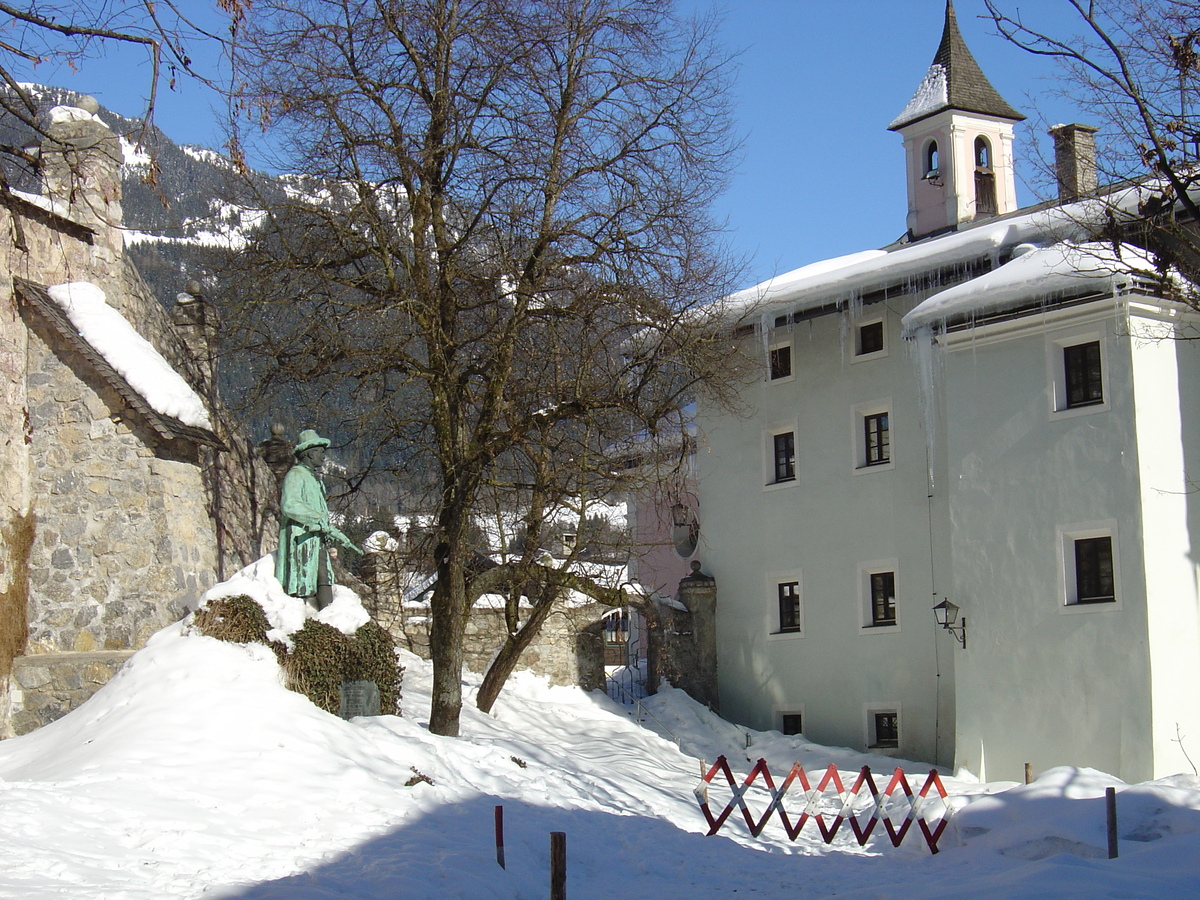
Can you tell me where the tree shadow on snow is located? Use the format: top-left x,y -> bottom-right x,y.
208,794 -> 848,900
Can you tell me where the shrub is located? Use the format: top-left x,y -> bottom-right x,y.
195,595 -> 402,716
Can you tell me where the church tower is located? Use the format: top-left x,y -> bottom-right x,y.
888,1 -> 1025,240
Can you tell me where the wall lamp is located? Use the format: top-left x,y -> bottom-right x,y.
932,599 -> 966,649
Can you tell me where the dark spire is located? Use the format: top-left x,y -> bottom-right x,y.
889,0 -> 1025,131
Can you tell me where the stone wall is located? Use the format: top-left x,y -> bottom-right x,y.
652,567 -> 718,710
9,650 -> 132,734
0,100 -> 276,737
393,604 -> 606,691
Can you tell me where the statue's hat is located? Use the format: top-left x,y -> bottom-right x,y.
293,429 -> 331,456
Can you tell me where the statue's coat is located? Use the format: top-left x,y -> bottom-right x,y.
275,463 -> 332,598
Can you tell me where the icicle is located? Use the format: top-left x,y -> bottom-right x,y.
911,324 -> 944,491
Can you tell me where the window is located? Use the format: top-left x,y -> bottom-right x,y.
871,712 -> 899,749
863,413 -> 890,466
975,134 -> 997,216
853,401 -> 894,472
856,320 -> 884,357
769,342 -> 793,380
860,561 -> 899,630
1049,331 -> 1108,417
1064,341 -> 1103,408
1074,536 -> 1115,603
1061,521 -> 1120,610
772,430 -> 796,483
781,713 -> 803,735
974,136 -> 992,169
777,581 -> 801,633
924,140 -> 939,177
869,571 -> 896,626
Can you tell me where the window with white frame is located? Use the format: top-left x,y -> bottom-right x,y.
855,319 -> 886,358
1064,341 -> 1103,408
853,401 -> 893,471
866,704 -> 901,750
765,426 -> 797,486
1061,521 -> 1120,609
1048,330 -> 1109,416
777,580 -> 801,633
768,340 -> 793,381
860,562 -> 899,628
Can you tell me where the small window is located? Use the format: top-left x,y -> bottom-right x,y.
1064,341 -> 1103,408
1075,536 -> 1115,603
924,140 -> 939,177
1061,522 -> 1119,609
864,412 -> 890,466
769,343 -> 793,380
772,431 -> 796,483
869,571 -> 896,626
974,135 -> 992,169
781,713 -> 803,735
777,581 -> 801,633
857,321 -> 884,356
871,711 -> 899,749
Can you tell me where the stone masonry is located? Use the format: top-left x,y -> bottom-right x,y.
0,98 -> 276,737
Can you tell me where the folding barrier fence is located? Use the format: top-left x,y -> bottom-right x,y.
695,756 -> 951,854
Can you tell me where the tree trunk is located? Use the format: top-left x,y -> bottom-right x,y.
476,594 -> 559,714
428,539 -> 468,736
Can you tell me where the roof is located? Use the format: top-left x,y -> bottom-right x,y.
17,278 -> 224,450
889,0 -> 1025,130
726,183 -> 1172,333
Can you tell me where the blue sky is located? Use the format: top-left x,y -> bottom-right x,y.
14,0 -> 1088,288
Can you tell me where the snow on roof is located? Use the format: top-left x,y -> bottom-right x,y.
726,206 -> 1090,320
903,241 -> 1161,333
723,182 -> 1174,322
47,282 -> 213,430
888,63 -> 948,131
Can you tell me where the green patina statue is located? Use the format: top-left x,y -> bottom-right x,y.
276,429 -> 360,609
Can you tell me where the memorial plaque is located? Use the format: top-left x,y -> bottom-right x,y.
338,679 -> 381,719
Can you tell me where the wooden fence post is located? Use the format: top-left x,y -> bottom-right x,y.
1024,763 -> 1033,784
1106,787 -> 1118,859
551,832 -> 567,900
495,805 -> 505,869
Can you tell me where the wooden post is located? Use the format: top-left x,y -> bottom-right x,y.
550,832 -> 567,900
495,805 -> 505,869
1106,787 -> 1118,859
1024,762 -> 1033,784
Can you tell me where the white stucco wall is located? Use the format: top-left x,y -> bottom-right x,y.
1130,313 -> 1200,779
697,298 -> 956,766
940,303 -> 1155,782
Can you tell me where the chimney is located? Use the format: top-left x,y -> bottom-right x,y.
1050,123 -> 1099,202
172,280 -> 220,397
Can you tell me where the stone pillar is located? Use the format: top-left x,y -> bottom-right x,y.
39,95 -> 125,303
674,560 -> 718,710
172,280 -> 220,398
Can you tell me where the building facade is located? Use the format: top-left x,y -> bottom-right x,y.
696,1 -> 1200,782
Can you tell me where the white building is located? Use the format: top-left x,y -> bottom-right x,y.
695,1 -> 1200,783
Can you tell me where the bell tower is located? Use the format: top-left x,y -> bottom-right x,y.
888,1 -> 1025,240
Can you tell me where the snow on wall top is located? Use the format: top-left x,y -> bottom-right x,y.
888,64 -> 948,131
902,242 -> 1160,333
46,282 -> 213,430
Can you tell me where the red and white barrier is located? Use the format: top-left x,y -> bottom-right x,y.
694,756 -> 951,854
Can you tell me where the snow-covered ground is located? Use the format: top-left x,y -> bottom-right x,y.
3,588 -> 1200,898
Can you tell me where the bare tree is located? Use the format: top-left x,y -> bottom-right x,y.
986,0 -> 1200,300
224,0 -> 750,735
0,2 -> 238,187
